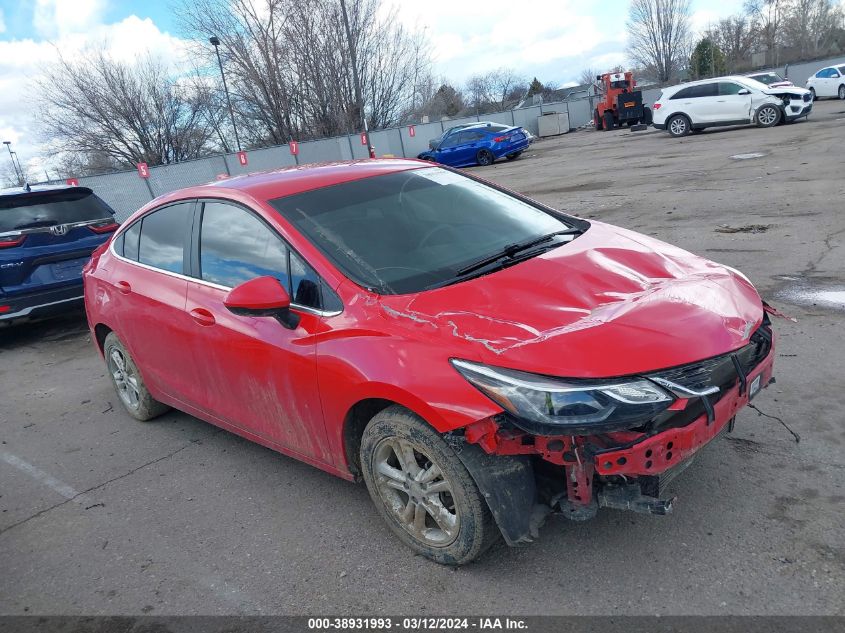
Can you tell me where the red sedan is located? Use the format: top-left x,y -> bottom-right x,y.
83,160 -> 776,564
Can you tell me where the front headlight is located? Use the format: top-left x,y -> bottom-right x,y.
451,359 -> 673,435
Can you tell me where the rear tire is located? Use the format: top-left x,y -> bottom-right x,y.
642,106 -> 653,125
667,114 -> 691,137
755,104 -> 781,128
810,88 -> 816,101
602,111 -> 615,131
838,85 -> 845,100
360,406 -> 499,565
476,149 -> 494,166
103,332 -> 170,421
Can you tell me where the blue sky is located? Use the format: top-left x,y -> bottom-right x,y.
0,0 -> 745,173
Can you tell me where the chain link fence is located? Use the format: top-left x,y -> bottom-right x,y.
44,52 -> 845,222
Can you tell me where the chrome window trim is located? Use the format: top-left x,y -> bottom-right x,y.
0,217 -> 114,239
108,238 -> 343,318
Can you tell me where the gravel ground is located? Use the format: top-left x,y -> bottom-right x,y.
1,100 -> 843,616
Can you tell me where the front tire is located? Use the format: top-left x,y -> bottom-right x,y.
103,332 -> 170,421
476,149 -> 494,167
755,104 -> 781,128
810,88 -> 816,101
594,109 -> 603,130
667,114 -> 691,137
360,406 -> 498,565
602,111 -> 615,131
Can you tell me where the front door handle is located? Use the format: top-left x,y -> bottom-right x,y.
115,281 -> 131,295
189,307 -> 216,327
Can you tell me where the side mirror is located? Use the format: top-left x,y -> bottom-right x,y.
224,276 -> 299,329
738,88 -> 751,95
596,75 -> 601,82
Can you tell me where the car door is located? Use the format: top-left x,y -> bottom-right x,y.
434,131 -> 468,166
715,81 -> 753,122
109,201 -> 199,402
814,68 -> 837,96
184,199 -> 333,460
686,83 -> 720,122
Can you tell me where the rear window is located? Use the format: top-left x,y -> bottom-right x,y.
838,66 -> 845,74
0,189 -> 114,233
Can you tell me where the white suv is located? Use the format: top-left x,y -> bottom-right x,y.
652,76 -> 812,137
805,64 -> 845,100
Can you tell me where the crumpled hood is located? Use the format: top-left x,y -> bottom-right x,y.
762,86 -> 809,97
377,221 -> 764,378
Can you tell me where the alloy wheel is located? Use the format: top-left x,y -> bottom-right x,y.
108,348 -> 140,410
669,117 -> 687,136
372,438 -> 460,547
758,106 -> 778,126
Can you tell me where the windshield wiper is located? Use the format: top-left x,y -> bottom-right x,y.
455,228 -> 581,276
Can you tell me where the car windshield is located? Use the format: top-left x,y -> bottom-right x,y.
751,73 -> 784,85
270,167 -> 578,295
0,189 -> 114,232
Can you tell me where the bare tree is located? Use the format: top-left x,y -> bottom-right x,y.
578,68 -> 598,86
177,0 -> 430,143
627,0 -> 693,82
36,48 -> 220,168
706,15 -> 756,71
782,0 -> 844,56
744,0 -> 784,63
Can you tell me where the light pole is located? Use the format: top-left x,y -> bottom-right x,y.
209,36 -> 241,153
340,0 -> 374,158
3,141 -> 22,185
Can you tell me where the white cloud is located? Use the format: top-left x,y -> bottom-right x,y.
0,12 -> 189,177
33,0 -> 106,38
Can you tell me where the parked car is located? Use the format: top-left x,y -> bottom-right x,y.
746,71 -> 793,88
805,64 -> 845,100
652,75 -> 812,137
84,160 -> 776,564
428,122 -> 501,150
418,124 -> 531,167
1,185 -> 118,325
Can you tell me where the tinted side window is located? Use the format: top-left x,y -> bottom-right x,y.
199,201 -> 289,289
838,66 -> 845,75
122,220 -> 141,262
671,87 -> 695,99
691,83 -> 717,97
138,203 -> 190,274
289,251 -> 321,309
440,133 -> 462,149
719,82 -> 744,96
465,130 -> 487,141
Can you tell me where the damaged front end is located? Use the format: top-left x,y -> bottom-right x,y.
450,313 -> 776,545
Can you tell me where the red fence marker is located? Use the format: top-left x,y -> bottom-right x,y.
65,177 -> 79,186
360,132 -> 367,145
237,151 -> 248,166
408,125 -> 416,138
289,141 -> 299,155
136,163 -> 150,179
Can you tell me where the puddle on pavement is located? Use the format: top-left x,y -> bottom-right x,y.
779,283 -> 845,311
730,152 -> 766,160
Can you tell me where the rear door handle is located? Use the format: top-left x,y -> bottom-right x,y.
115,281 -> 131,295
189,308 -> 216,327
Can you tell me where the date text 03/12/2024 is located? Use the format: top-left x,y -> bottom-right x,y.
307,618 -> 528,630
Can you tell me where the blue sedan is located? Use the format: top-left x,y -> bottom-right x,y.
417,124 -> 531,167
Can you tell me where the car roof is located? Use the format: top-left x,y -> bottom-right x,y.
0,185 -> 95,205
0,184 -> 89,198
148,159 -> 431,207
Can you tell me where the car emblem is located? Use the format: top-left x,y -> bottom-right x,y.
50,224 -> 68,236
